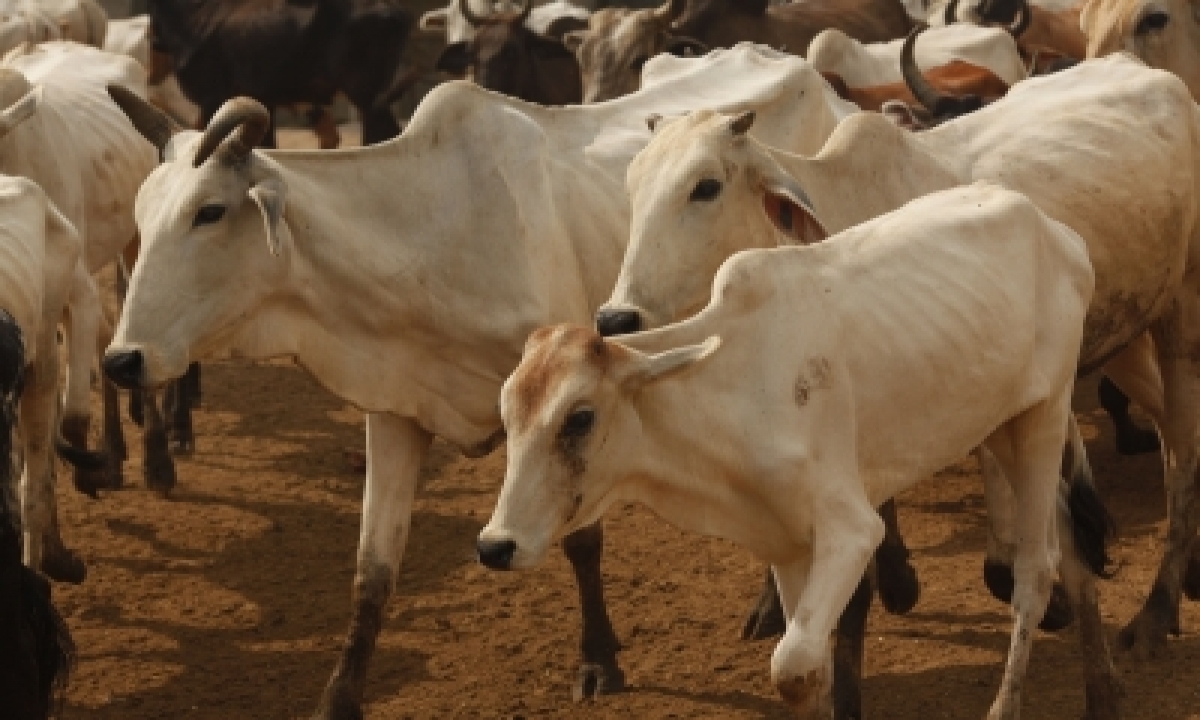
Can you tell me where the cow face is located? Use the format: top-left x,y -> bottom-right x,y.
598,110 -> 823,336
478,325 -> 718,570
104,92 -> 289,389
1081,0 -> 1200,99
565,8 -> 707,103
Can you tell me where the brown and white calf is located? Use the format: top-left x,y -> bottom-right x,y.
482,181 -> 1110,719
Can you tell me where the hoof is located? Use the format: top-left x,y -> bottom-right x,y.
1039,582 -> 1074,632
42,542 -> 86,584
983,559 -> 1014,604
1083,673 -> 1124,720
573,660 -> 625,702
742,589 -> 787,640
144,451 -> 177,496
875,547 -> 920,615
1114,422 -> 1159,456
1118,604 -> 1176,659
1184,547 -> 1200,602
312,681 -> 362,720
170,438 -> 194,456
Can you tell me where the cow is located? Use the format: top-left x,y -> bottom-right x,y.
146,0 -> 415,147
942,0 -> 1089,60
479,182 -> 1110,719
434,0 -> 587,105
0,307 -> 75,720
0,0 -> 106,46
102,43 -> 859,718
598,54 -> 1200,673
564,0 -> 913,102
421,0 -> 593,44
1079,0 -> 1200,100
0,8 -> 60,56
0,43 -> 162,586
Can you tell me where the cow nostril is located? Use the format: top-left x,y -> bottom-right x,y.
595,309 -> 642,337
477,538 -> 518,571
102,350 -> 144,390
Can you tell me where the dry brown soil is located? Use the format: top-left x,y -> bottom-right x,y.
49,127 -> 1200,720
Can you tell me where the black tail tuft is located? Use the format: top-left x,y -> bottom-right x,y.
1067,479 -> 1118,579
53,438 -> 107,472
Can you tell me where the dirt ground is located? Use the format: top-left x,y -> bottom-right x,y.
49,121 -> 1200,720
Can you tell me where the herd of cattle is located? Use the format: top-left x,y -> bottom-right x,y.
2,0 -> 1200,718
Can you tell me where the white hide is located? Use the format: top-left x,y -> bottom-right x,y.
0,0 -> 105,46
807,23 -> 1028,86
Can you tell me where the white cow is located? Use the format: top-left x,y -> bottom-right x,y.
103,43 -> 855,718
0,41 -> 158,582
807,23 -> 1027,85
481,182 -> 1101,719
0,8 -> 59,56
601,53 -> 1200,671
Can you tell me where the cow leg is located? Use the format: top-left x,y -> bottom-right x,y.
165,364 -> 197,455
1099,375 -> 1159,455
140,389 -> 176,496
314,414 -> 430,720
61,268 -> 117,495
742,568 -> 786,640
770,490 -> 883,716
96,296 -> 126,486
872,499 -> 919,614
561,522 -> 624,701
982,402 -> 1064,720
832,572 -> 873,720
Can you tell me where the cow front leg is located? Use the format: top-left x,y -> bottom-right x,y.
164,363 -> 198,455
140,389 -> 176,495
832,573 -> 873,720
314,414 -> 430,720
742,568 -> 787,640
562,522 -> 625,700
1098,375 -> 1159,455
62,269 -> 117,495
771,495 -> 883,717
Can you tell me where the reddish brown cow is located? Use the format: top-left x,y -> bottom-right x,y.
823,59 -> 1009,112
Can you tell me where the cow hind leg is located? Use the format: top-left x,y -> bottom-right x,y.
1099,376 -> 1159,455
562,522 -> 625,701
742,568 -> 786,640
140,390 -> 176,496
314,414 -> 430,720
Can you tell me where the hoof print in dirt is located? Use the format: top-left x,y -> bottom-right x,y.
573,661 -> 625,702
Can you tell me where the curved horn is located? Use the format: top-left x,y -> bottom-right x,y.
943,0 -> 959,24
107,84 -> 181,152
1007,0 -> 1031,37
653,0 -> 687,25
901,27 -> 948,114
458,0 -> 487,27
192,97 -> 270,168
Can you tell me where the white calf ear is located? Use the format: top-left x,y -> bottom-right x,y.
0,86 -> 38,139
248,179 -> 287,256
616,336 -> 721,391
758,173 -> 827,245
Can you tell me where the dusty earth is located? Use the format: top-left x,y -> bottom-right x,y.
47,123 -> 1200,720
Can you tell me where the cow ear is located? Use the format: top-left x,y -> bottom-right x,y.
615,336 -> 721,391
759,175 -> 827,245
436,42 -> 472,75
880,100 -> 929,131
663,36 -> 708,57
563,30 -> 586,53
419,8 -> 450,33
248,180 -> 287,256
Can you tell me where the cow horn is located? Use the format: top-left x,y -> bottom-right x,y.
901,26 -> 950,116
107,84 -> 181,153
653,0 -> 687,25
459,0 -> 487,28
943,0 -> 959,23
1007,0 -> 1031,37
192,97 -> 270,168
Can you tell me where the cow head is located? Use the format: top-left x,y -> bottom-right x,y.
436,0 -> 581,101
1080,0 -> 1200,98
890,25 -> 985,130
478,324 -> 719,570
596,110 -> 824,337
420,0 -> 513,43
564,0 -> 708,103
103,87 -> 289,389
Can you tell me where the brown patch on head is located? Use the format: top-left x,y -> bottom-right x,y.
509,325 -> 608,432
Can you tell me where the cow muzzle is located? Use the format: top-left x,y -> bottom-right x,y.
102,349 -> 145,390
595,308 -> 642,337
476,537 -> 518,571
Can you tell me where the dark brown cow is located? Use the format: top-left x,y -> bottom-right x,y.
435,0 -> 587,105
567,0 -> 913,102
148,0 -> 416,146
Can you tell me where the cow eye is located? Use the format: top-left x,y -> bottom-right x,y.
630,54 -> 649,71
561,407 -> 595,438
1136,9 -> 1170,34
193,204 -> 226,227
689,178 -> 723,202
